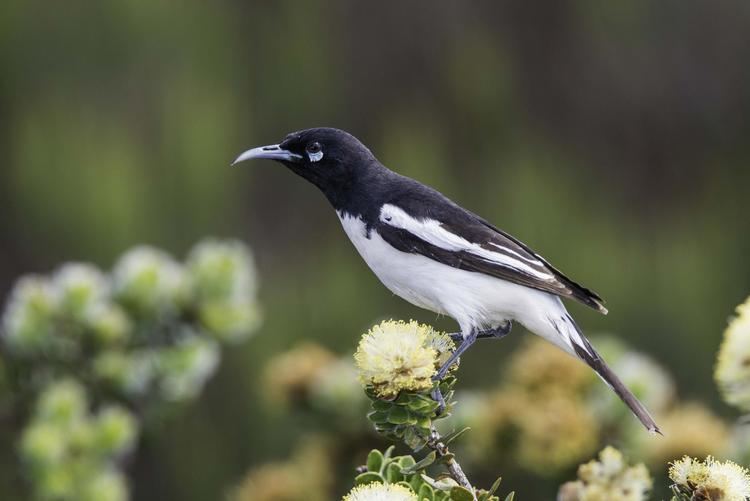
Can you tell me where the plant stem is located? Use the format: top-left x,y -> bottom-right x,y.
427,426 -> 476,499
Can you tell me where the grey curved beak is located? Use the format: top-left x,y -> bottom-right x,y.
231,144 -> 302,165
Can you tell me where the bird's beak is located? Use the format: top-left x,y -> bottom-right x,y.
231,144 -> 303,165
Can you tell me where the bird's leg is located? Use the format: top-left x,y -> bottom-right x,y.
447,320 -> 512,343
431,329 -> 480,414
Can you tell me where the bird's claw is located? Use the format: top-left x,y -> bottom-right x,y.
431,386 -> 447,416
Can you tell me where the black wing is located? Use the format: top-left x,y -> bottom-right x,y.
375,191 -> 607,314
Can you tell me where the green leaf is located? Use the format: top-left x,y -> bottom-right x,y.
487,477 -> 502,496
401,451 -> 437,475
504,492 -> 515,501
383,445 -> 396,460
354,472 -> 384,486
386,462 -> 404,483
419,483 -> 435,500
388,406 -> 411,424
368,410 -> 389,423
366,449 -> 384,473
442,427 -> 471,446
398,455 -> 417,470
372,400 -> 392,411
449,486 -> 475,501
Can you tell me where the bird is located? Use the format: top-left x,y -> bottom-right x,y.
233,127 -> 660,434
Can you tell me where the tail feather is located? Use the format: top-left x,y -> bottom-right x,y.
563,314 -> 661,434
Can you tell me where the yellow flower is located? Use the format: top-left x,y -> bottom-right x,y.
716,296 -> 750,411
354,320 -> 454,399
669,456 -> 750,501
641,403 -> 730,465
342,482 -> 417,501
231,438 -> 332,501
263,342 -> 336,406
506,338 -> 593,395
559,446 -> 652,501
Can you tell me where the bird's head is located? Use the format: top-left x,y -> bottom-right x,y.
232,128 -> 377,196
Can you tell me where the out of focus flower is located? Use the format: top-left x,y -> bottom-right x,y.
188,239 -> 261,342
669,456 -> 750,500
516,391 -> 599,475
86,303 -> 131,345
354,320 -> 454,399
309,358 -> 368,422
93,350 -> 155,396
506,337 -> 593,395
263,342 -> 336,406
37,379 -> 88,426
589,349 -> 676,424
111,246 -> 189,317
342,482 -> 417,501
231,438 -> 332,501
641,403 -> 730,465
470,387 -> 598,475
2,276 -> 57,353
21,421 -> 68,466
716,296 -> 750,412
52,263 -> 109,321
558,446 -> 652,501
187,239 -> 257,302
79,468 -> 129,501
156,334 -> 220,401
92,406 -> 138,456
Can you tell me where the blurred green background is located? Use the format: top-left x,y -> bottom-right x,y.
1,1 -> 749,499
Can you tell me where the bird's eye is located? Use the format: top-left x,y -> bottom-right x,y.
306,142 -> 323,162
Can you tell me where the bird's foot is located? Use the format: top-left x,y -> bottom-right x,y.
431,387 -> 447,416
448,321 -> 512,343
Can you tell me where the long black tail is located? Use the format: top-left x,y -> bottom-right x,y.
563,314 -> 661,434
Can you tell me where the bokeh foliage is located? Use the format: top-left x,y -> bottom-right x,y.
1,0 -> 750,499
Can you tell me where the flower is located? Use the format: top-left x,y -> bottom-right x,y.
231,438 -> 332,501
589,349 -> 675,422
354,320 -> 454,399
156,334 -> 220,401
52,263 -> 109,321
641,403 -> 730,465
716,296 -> 750,411
310,358 -> 368,423
559,446 -> 652,501
2,276 -> 58,353
669,456 -> 750,500
188,239 -> 261,342
505,337 -> 593,395
342,482 -> 417,501
187,239 -> 257,302
111,246 -> 189,316
263,342 -> 336,405
36,379 -> 88,426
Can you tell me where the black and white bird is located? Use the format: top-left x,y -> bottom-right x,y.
233,127 -> 659,433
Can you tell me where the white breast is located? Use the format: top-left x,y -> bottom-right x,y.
337,212 -> 560,335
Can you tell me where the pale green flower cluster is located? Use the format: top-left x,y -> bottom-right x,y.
343,482 -> 418,501
20,380 -> 137,501
1,239 -> 261,500
669,456 -> 750,501
558,446 -> 652,501
354,320 -> 455,399
715,296 -> 750,411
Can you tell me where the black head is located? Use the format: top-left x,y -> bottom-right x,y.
233,128 -> 380,201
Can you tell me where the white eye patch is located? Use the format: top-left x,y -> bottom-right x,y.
308,150 -> 324,162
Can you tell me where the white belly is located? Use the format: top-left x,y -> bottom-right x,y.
337,212 -> 561,335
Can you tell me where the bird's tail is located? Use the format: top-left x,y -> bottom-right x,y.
557,313 -> 661,434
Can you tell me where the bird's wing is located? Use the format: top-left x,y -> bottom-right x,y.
376,202 -> 607,314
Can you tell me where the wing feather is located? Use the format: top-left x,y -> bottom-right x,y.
377,203 -> 607,314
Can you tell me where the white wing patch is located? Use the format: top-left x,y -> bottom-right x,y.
379,204 -> 554,281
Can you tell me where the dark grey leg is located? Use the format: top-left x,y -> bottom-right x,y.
433,323 -> 512,414
447,321 -> 512,343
